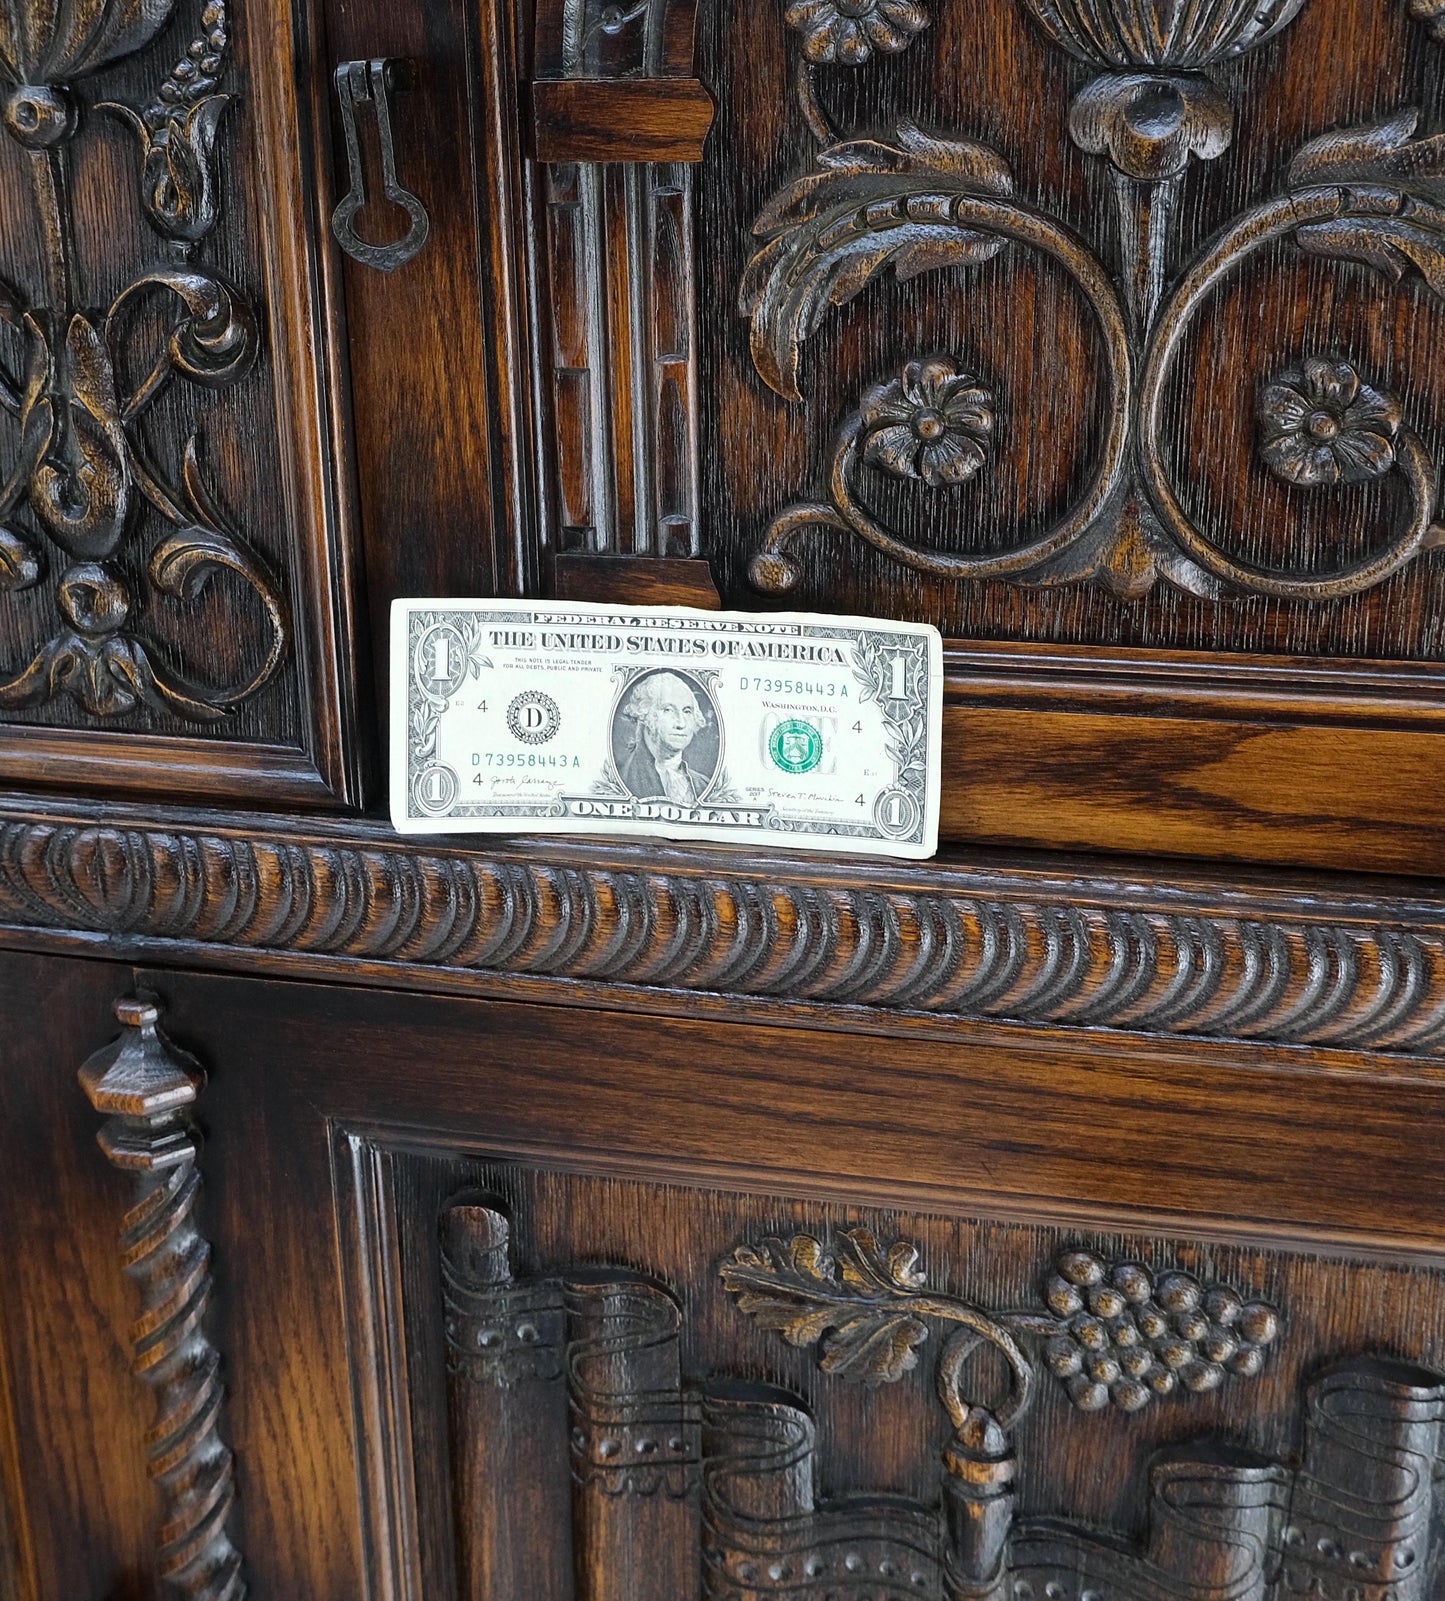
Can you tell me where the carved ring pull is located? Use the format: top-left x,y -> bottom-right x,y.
331,59 -> 431,273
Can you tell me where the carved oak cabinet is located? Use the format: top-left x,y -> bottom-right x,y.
5,0 -> 1445,1597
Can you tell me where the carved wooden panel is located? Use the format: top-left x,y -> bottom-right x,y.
0,0 -> 362,802
339,1144 -> 1445,1601
694,0 -> 1445,657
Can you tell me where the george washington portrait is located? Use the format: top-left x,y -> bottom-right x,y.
610,669 -> 721,805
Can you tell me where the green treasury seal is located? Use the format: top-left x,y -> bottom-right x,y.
769,718 -> 823,775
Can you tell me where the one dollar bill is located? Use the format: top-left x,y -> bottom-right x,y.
390,599 -> 942,858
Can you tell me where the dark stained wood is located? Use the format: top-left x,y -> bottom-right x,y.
553,554 -> 721,606
0,954 -> 156,1601
78,995 -> 244,1601
7,0 -> 1445,1596
699,0 -> 1445,644
532,80 -> 715,164
7,797 -> 1445,1054
319,0 -> 537,778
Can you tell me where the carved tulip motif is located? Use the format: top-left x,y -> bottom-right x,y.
1018,0 -> 1309,67
101,1 -> 231,245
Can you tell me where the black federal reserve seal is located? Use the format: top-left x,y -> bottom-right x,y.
508,690 -> 561,745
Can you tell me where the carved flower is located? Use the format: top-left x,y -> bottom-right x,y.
0,0 -> 175,87
0,0 -> 177,147
1041,1250 -> 1279,1414
783,0 -> 929,65
1020,0 -> 1308,68
1258,358 -> 1402,488
101,2 -> 230,244
860,357 -> 994,487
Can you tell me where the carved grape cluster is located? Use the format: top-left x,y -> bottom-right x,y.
1041,1250 -> 1279,1414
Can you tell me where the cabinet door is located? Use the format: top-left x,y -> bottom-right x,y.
10,955 -> 1445,1600
0,0 -> 371,804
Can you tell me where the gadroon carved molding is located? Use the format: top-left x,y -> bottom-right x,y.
78,992 -> 244,1601
5,801 -> 1445,1054
745,0 -> 1445,603
0,0 -> 287,721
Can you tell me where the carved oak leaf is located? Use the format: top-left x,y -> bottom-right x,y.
740,122 -> 1014,400
720,1230 -> 930,1385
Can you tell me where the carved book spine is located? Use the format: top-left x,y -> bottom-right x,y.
564,1275 -> 701,1600
701,1386 -> 947,1599
440,1201 -> 573,1601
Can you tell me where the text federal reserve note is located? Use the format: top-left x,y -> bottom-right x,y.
391,599 -> 941,858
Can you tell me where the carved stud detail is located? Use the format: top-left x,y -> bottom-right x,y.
78,993 -> 244,1601
441,1204 -> 566,1386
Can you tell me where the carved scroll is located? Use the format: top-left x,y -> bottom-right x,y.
1280,1358 -> 1445,1600
78,993 -> 244,1601
743,0 -> 1445,604
439,1198 -> 701,1600
702,1387 -> 948,1598
433,1191 -> 1445,1596
565,1276 -> 700,1598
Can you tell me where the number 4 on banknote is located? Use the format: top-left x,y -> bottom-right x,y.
390,600 -> 943,859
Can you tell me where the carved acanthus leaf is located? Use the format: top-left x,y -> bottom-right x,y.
1288,114 -> 1445,294
720,1230 -> 931,1383
740,121 -> 1014,399
1288,108 -> 1445,194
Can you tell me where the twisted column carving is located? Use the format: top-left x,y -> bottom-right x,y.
79,993 -> 245,1601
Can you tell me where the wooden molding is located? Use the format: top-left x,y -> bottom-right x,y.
5,797 -> 1445,1055
552,554 -> 721,607
531,79 -> 715,163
